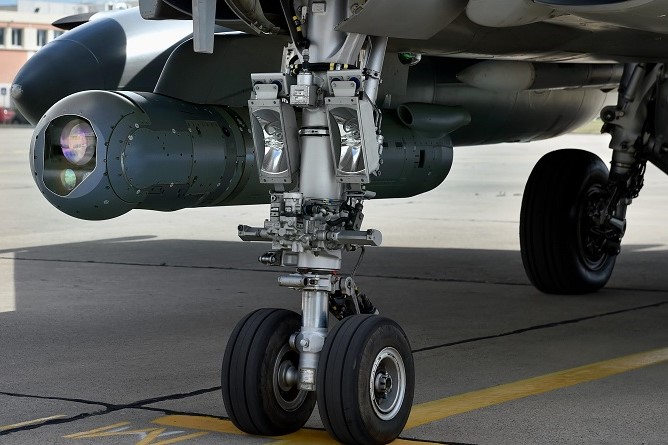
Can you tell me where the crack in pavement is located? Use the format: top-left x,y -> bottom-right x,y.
412,299 -> 668,353
3,297 -> 665,441
0,386 -> 222,436
1,276 -> 666,439
2,298 -> 666,433
0,409 -> 108,437
2,255 -> 668,293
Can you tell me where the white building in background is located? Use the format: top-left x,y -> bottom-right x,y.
17,0 -> 136,15
17,0 -> 91,15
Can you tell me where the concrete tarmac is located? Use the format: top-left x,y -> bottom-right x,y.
1,127 -> 668,444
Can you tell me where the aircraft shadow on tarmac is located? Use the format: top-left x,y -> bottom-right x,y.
3,237 -> 668,316
4,236 -> 668,281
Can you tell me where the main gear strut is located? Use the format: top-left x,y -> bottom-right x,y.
521,62 -> 664,294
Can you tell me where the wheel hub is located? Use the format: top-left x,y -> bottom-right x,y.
579,185 -> 609,268
273,344 -> 308,412
277,360 -> 298,392
369,347 -> 406,420
374,371 -> 393,398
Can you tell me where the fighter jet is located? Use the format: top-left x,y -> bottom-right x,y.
11,1 -> 668,443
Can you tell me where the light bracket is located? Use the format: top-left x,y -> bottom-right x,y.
326,69 -> 363,96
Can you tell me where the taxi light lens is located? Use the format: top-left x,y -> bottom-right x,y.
248,102 -> 299,184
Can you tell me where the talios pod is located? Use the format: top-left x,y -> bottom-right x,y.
30,90 -> 454,220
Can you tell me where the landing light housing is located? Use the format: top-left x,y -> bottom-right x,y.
248,100 -> 300,185
325,96 -> 380,184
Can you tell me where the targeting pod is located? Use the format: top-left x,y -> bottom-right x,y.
31,91 -> 454,221
30,90 -> 264,220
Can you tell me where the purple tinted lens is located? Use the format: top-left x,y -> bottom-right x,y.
60,119 -> 95,165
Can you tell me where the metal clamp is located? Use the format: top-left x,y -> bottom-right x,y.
278,273 -> 336,292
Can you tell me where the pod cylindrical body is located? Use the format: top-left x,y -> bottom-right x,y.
30,91 -> 453,220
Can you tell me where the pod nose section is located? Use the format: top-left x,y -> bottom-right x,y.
11,39 -> 101,125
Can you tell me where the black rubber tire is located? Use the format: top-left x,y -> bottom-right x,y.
520,149 -> 616,294
317,315 -> 415,445
222,308 -> 316,435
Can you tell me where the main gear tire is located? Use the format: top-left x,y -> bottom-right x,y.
520,149 -> 616,294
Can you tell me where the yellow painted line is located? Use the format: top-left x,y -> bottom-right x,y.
153,415 -> 243,435
0,253 -> 16,313
135,429 -> 208,445
152,415 -> 433,444
65,421 -> 208,444
274,429 -> 430,445
153,347 -> 668,443
405,346 -> 668,430
0,414 -> 67,431
273,429 -> 339,445
64,422 -> 131,438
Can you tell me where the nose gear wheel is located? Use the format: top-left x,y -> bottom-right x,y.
370,347 -> 406,421
221,308 -> 316,435
316,315 -> 415,445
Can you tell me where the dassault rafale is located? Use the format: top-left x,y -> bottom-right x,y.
11,1 -> 668,443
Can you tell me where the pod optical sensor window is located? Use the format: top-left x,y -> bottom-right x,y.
60,119 -> 96,165
43,116 -> 97,196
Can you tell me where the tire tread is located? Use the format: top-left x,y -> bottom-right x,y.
520,149 -> 616,294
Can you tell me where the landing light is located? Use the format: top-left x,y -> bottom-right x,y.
249,102 -> 299,185
325,96 -> 379,183
331,111 -> 365,175
258,112 -> 288,175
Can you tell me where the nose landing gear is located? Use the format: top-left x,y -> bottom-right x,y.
221,1 -> 415,443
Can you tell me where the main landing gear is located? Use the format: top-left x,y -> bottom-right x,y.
520,63 -> 667,294
220,1 -> 414,444
520,149 -> 617,293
